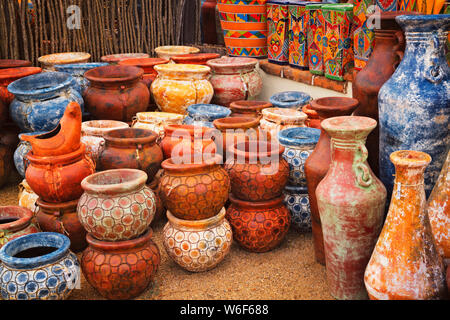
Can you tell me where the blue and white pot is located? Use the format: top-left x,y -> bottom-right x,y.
283,185 -> 311,232
14,131 -> 46,178
269,91 -> 312,110
183,103 -> 231,128
54,62 -> 108,96
8,72 -> 84,132
379,14 -> 450,198
0,232 -> 80,300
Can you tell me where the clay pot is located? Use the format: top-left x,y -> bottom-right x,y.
0,59 -> 32,69
36,198 -> 87,252
226,194 -> 290,253
163,208 -> 232,272
171,53 -> 221,65
14,131 -> 46,178
269,91 -> 312,110
160,154 -> 230,220
0,67 -> 42,109
25,144 -> 95,203
267,0 -> 290,64
98,128 -> 163,182
0,206 -> 40,248
316,116 -> 387,300
304,97 -> 358,265
84,65 -> 150,123
38,52 -> 91,71
207,56 -> 263,106
364,150 -> 447,300
302,104 -> 321,129
154,46 -> 200,60
118,58 -> 170,88
132,112 -> 185,142
259,107 -> 307,139
229,100 -> 272,118
183,103 -> 231,128
101,53 -> 150,64
151,64 -> 214,115
81,229 -> 160,300
18,179 -> 39,212
225,140 -> 289,201
283,185 -> 311,232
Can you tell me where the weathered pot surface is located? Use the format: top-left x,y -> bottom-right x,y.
155,46 -> 200,59
0,206 -> 40,248
38,52 -> 91,71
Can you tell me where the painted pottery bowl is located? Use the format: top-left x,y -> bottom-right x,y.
269,91 -> 312,110
183,104 -> 231,128
100,53 -> 150,64
78,169 -> 156,241
0,67 -> 42,108
0,206 -> 39,248
18,179 -> 39,212
154,46 -> 200,59
229,100 -> 272,118
0,59 -> 32,69
302,104 -> 321,129
14,131 -> 46,178
0,232 -> 80,300
283,185 -> 311,232
38,52 -> 91,71
260,107 -> 308,139
118,58 -> 170,88
163,208 -> 232,272
171,53 -> 221,65
132,112 -> 185,141
54,62 -> 109,95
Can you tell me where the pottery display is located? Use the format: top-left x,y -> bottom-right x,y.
283,185 -> 311,232
163,208 -> 232,272
226,194 -> 290,252
0,59 -> 32,69
18,179 -> 39,212
302,104 -> 321,129
118,58 -> 170,88
81,229 -> 160,300
0,67 -> 42,109
0,232 -> 80,300
155,46 -> 200,60
288,1 -> 311,69
151,64 -> 214,115
84,65 -> 150,123
229,100 -> 272,118
100,53 -> 150,64
304,97 -> 359,265
171,53 -> 221,65
132,112 -> 185,142
0,206 -> 39,248
38,52 -> 91,71
183,104 -> 231,128
207,56 -> 263,106
78,169 -> 156,241
267,0 -> 290,64
269,91 -> 312,109
364,150 -> 447,300
54,62 -> 109,95
159,154 -> 230,220
260,107 -> 308,139
378,14 -> 450,198
306,3 -> 325,75
14,131 -> 46,178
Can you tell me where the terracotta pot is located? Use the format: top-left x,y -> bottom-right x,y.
302,104 -> 321,129
163,207 -> 232,272
183,104 -> 231,128
260,107 -> 307,139
151,64 -> 214,115
207,56 -> 263,106
160,154 -> 230,220
226,194 -> 290,252
171,53 -> 221,65
0,59 -> 32,69
0,206 -> 40,248
98,128 -> 163,182
269,91 -> 312,110
155,46 -> 200,60
36,198 -> 87,252
101,53 -> 150,64
304,97 -> 359,265
25,144 -> 95,203
118,58 -> 170,88
0,67 -> 42,109
84,65 -> 150,123
229,100 -> 272,118
38,52 -> 91,71
18,179 -> 39,212
225,140 -> 289,201
316,116 -> 387,300
81,229 -> 160,300
148,177 -> 165,224
132,112 -> 185,142
364,150 -> 447,300
78,169 -> 156,241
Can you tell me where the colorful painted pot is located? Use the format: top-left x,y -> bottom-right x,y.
183,104 -> 231,128
100,53 -> 150,64
84,65 -> 150,123
0,232 -> 80,300
283,185 -> 311,232
352,0 -> 375,71
0,67 -> 42,109
375,0 -> 397,11
163,208 -> 232,272
288,1 -> 311,69
38,52 -> 91,71
218,0 -> 268,58
54,62 -> 109,95
155,46 -> 200,60
306,3 -> 325,75
151,64 -> 214,115
14,131 -> 46,178
0,206 -> 39,248
269,91 -> 312,109
207,56 -> 263,106
18,179 -> 39,212
229,100 -> 272,118
171,53 -> 221,65
118,58 -> 170,88
0,59 -> 32,69
131,112 -> 185,142
81,228 -> 160,300
8,72 -> 84,132
267,0 -> 290,64
260,107 -> 308,139
78,169 -> 156,241
226,194 -> 290,252
302,104 -> 321,129
160,154 -> 230,220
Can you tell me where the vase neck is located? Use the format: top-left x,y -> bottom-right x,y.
330,137 -> 365,163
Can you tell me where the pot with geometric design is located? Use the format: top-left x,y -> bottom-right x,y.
283,185 -> 311,232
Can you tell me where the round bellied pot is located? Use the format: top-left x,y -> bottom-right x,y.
302,104 -> 321,129
260,107 -> 308,139
0,67 -> 42,109
118,57 -> 170,88
171,53 -> 221,65
160,154 -> 230,220
316,116 -> 387,300
0,59 -> 32,69
0,206 -> 39,248
81,229 -> 160,300
269,91 -> 312,110
229,100 -> 272,118
25,144 -> 95,203
18,179 -> 39,212
100,53 -> 150,64
78,169 -> 156,241
304,97 -> 359,265
225,140 -> 289,201
364,150 -> 447,300
226,194 -> 290,253
36,198 -> 87,253
132,112 -> 185,142
163,208 -> 232,272
207,56 -> 263,106
84,65 -> 150,123
0,232 -> 80,300
154,46 -> 200,60
98,128 -> 163,182
183,104 -> 231,128
14,131 -> 46,178
283,185 -> 311,233
81,120 -> 129,166
8,72 -> 84,132
38,52 -> 91,71
151,64 -> 214,115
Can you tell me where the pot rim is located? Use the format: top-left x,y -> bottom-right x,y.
38,52 -> 91,66
390,150 -> 432,168
229,193 -> 284,209
302,104 -> 318,118
81,168 -> 148,195
309,97 -> 359,117
161,153 -> 222,173
269,91 -> 312,108
164,124 -> 214,138
187,104 -> 231,120
7,72 -> 73,97
0,67 -> 42,82
154,63 -> 211,76
262,107 -> 307,124
321,116 -> 377,139
135,112 -> 185,123
166,207 -> 226,230
278,127 -> 321,147
155,46 -> 200,55
0,59 -> 32,69
26,144 -> 86,165
86,228 -> 153,251
0,206 -> 33,233
118,57 -> 170,68
213,116 -> 260,130
84,65 -> 144,84
171,53 -> 221,63
103,128 -> 158,146
207,56 -> 258,69
229,140 -> 284,160
82,120 -> 129,137
229,100 -> 272,113
36,198 -> 79,213
54,62 -> 109,73
100,53 -> 150,63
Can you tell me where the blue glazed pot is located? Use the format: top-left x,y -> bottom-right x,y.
269,91 -> 312,109
278,127 -> 320,186
13,131 -> 46,178
0,232 -> 80,300
378,14 -> 450,198
183,103 -> 231,128
8,72 -> 84,132
54,62 -> 108,96
283,184 -> 311,232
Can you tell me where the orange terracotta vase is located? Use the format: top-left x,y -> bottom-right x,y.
364,150 -> 447,300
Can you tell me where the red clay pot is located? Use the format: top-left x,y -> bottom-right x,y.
302,104 -> 321,129
229,100 -> 272,118
81,229 -> 160,300
84,65 -> 150,123
118,58 -> 170,88
0,67 -> 42,107
100,53 -> 150,64
171,53 -> 221,65
304,97 -> 359,265
0,59 -> 32,69
36,198 -> 87,252
226,194 -> 291,253
0,206 -> 40,248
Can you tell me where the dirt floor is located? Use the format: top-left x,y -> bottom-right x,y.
1,173 -> 332,300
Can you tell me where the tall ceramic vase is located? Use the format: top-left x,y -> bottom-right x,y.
267,0 -> 290,64
378,15 -> 450,199
316,116 -> 386,300
364,150 -> 446,300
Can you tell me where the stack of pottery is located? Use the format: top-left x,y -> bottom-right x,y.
259,107 -> 308,139
269,91 -> 312,110
183,104 -> 231,128
38,52 -> 91,71
76,168 -> 160,300
132,112 -> 185,142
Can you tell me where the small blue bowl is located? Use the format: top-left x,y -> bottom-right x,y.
183,104 -> 231,128
270,91 -> 312,109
